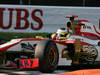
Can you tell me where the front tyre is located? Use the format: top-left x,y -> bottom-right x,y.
34,40 -> 59,73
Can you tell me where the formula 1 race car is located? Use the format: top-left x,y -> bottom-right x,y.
0,15 -> 100,73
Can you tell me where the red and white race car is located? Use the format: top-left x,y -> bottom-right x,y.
0,15 -> 100,73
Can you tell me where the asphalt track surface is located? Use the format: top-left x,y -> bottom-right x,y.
1,65 -> 100,75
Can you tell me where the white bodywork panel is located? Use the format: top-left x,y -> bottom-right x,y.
0,36 -> 100,65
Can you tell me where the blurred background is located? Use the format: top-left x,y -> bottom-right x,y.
0,0 -> 100,7
0,0 -> 100,41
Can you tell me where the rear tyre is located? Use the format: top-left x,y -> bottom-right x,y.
34,40 -> 59,73
79,45 -> 98,64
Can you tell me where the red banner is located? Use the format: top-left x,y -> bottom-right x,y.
19,59 -> 39,69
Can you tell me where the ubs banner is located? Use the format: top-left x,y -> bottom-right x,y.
0,5 -> 100,33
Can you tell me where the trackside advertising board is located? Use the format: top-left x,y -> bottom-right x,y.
0,5 -> 100,33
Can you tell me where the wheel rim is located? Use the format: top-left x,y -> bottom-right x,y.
47,47 -> 58,66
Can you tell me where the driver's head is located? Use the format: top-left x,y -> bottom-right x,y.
56,28 -> 68,40
57,28 -> 68,36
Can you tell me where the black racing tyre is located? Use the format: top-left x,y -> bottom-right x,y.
79,45 -> 98,64
0,52 -> 6,67
34,40 -> 59,73
98,42 -> 100,46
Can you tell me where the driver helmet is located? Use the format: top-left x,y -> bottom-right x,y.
56,28 -> 69,40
